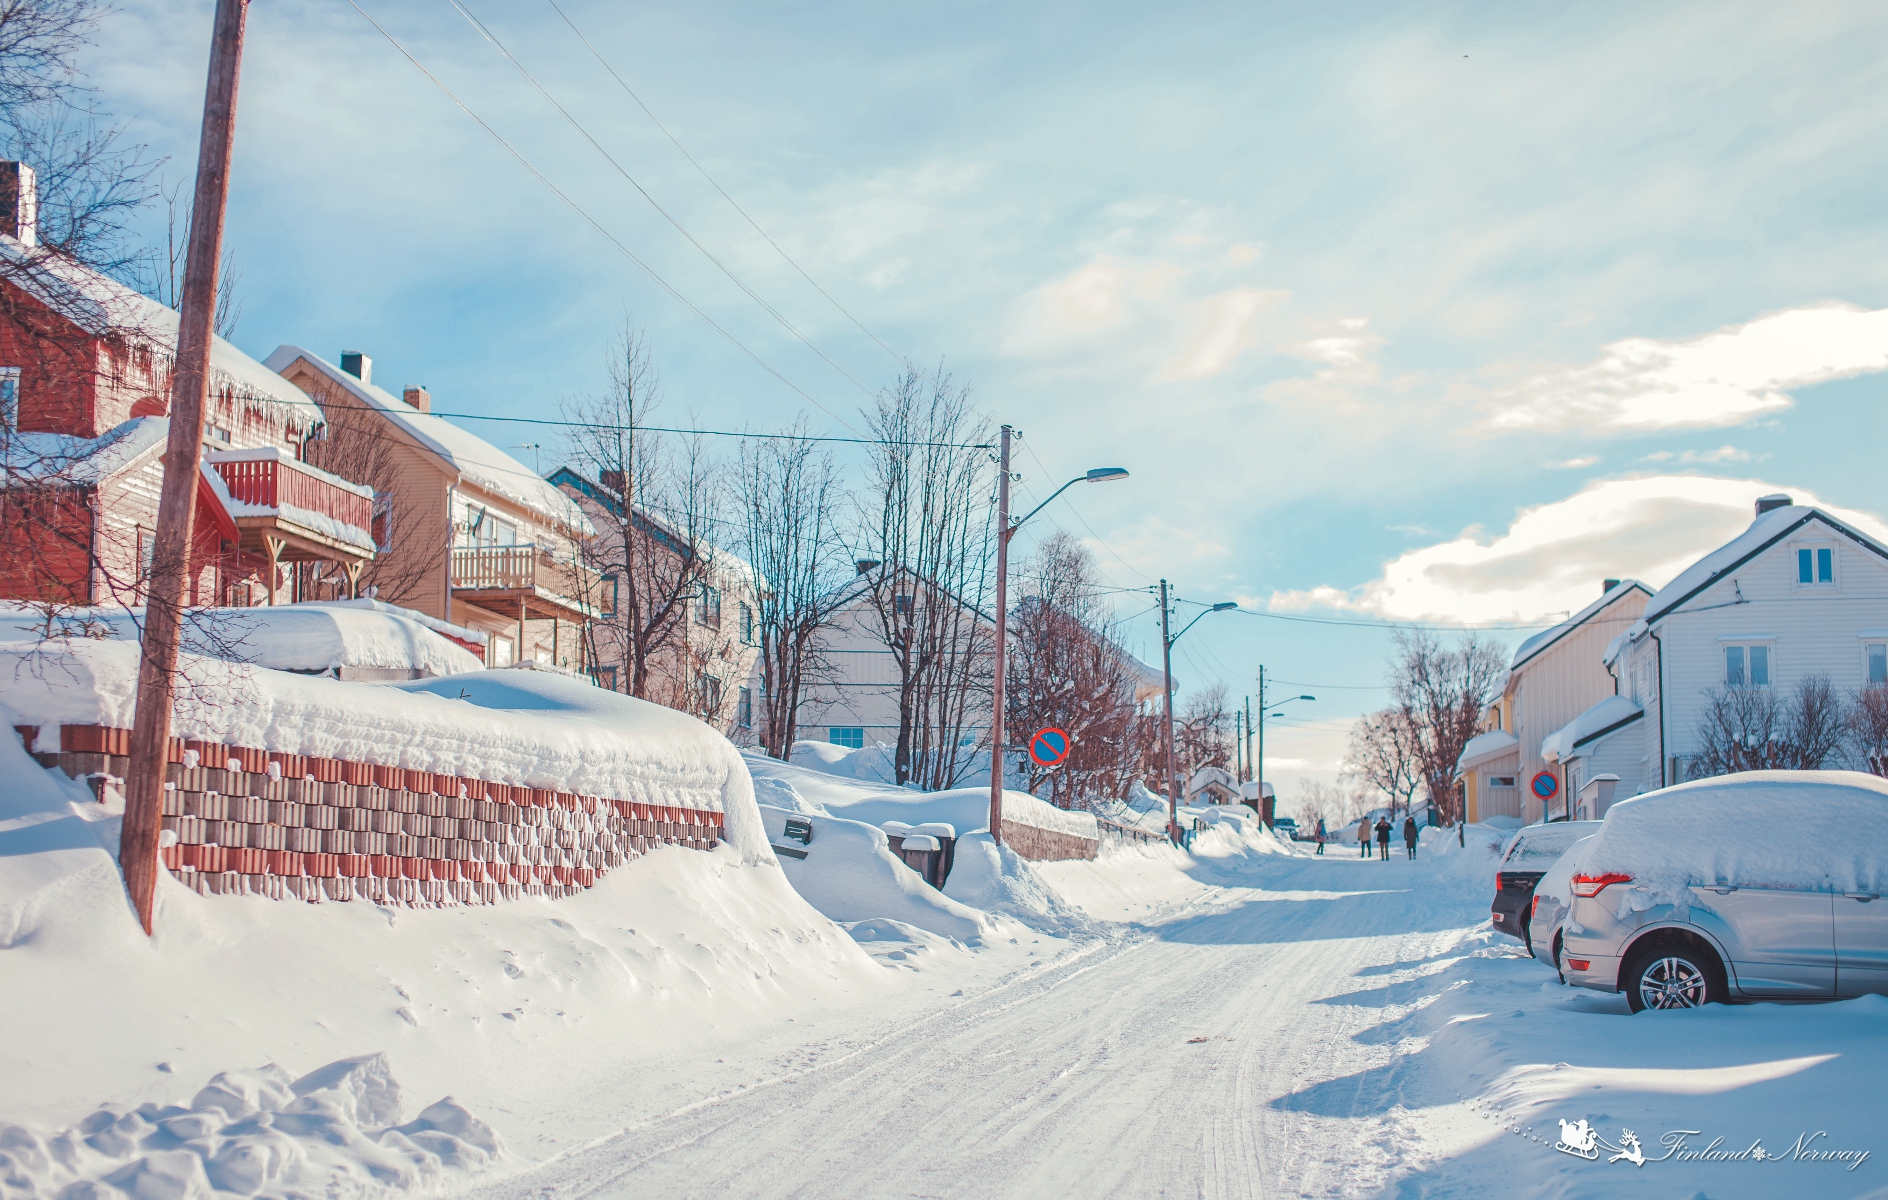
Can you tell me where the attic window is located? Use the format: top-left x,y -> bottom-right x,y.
1796,546 -> 1834,586
0,367 -> 17,429
1488,776 -> 1516,789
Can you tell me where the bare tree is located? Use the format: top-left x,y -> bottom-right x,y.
1005,532 -> 1145,808
853,366 -> 994,789
1175,682 -> 1233,781
1342,707 -> 1422,816
142,179 -> 241,339
563,325 -> 722,706
1692,674 -> 1847,778
737,419 -> 845,758
1388,629 -> 1508,824
1850,685 -> 1888,777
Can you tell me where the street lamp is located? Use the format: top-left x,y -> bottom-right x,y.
1159,592 -> 1237,843
988,426 -> 1128,844
1253,664 -> 1314,827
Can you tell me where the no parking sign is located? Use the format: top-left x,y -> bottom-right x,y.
1029,728 -> 1070,767
1530,771 -> 1559,801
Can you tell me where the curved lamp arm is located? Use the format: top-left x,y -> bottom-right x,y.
1006,467 -> 1129,540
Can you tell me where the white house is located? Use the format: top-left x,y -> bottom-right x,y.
1456,578 -> 1651,823
1548,494 -> 1888,809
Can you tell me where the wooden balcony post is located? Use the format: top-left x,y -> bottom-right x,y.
264,534 -> 283,606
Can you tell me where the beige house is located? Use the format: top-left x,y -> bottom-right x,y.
1457,579 -> 1651,823
264,346 -> 598,667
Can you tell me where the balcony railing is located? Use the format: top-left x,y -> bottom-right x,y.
209,454 -> 374,543
452,543 -> 602,614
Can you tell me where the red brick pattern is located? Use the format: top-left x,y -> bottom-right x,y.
49,724 -> 725,907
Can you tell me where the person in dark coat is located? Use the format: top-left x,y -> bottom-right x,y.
1374,816 -> 1392,860
1403,814 -> 1419,859
1315,817 -> 1327,855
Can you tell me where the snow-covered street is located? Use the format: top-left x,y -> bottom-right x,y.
429,842 -> 1883,1200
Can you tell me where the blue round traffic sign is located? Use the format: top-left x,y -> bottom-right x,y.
1530,771 -> 1559,800
1029,727 -> 1070,767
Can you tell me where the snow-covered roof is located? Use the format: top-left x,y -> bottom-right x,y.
549,463 -> 755,588
264,346 -> 591,537
1509,579 -> 1649,671
1541,694 -> 1644,762
1642,504 -> 1888,626
0,235 -> 323,430
0,416 -> 167,484
1455,729 -> 1519,774
302,598 -> 488,646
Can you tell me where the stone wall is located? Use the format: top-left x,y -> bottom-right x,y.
1003,820 -> 1098,863
36,723 -> 723,906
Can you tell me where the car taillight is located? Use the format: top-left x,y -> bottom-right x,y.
1566,958 -> 1591,971
1571,872 -> 1631,898
1531,894 -> 1541,917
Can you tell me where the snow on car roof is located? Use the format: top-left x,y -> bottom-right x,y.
1500,820 -> 1603,866
264,346 -> 592,536
1587,770 -> 1888,897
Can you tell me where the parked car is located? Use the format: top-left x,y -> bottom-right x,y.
1272,817 -> 1300,839
1562,771 -> 1888,1012
1490,820 -> 1603,947
1527,832 -> 1598,975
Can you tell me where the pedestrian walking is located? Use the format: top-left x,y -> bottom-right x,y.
1358,816 -> 1371,858
1315,817 -> 1327,855
1403,814 -> 1418,860
1374,816 -> 1391,861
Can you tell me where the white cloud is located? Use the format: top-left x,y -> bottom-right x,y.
1489,304 -> 1888,433
1553,456 -> 1600,469
1640,445 -> 1750,465
1268,476 -> 1888,625
1283,317 -> 1383,382
1160,287 -> 1288,380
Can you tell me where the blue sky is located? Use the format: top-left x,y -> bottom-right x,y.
88,0 -> 1887,795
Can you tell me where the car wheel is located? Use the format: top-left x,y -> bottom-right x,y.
1520,913 -> 1534,958
1622,941 -> 1724,1013
1552,933 -> 1564,986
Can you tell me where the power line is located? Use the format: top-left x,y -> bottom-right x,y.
445,0 -> 887,406
541,0 -> 914,374
1171,596 -> 1569,634
343,0 -> 862,437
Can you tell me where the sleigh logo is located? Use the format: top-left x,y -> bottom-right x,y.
1549,1118 -> 1867,1171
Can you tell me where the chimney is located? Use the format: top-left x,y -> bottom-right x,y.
340,351 -> 371,384
855,559 -> 881,576
0,162 -> 36,246
1755,493 -> 1792,518
402,385 -> 430,413
1602,578 -> 1621,594
600,469 -> 626,494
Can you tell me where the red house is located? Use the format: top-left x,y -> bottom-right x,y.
0,162 -> 376,609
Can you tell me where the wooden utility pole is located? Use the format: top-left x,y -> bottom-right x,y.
120,0 -> 250,935
986,424 -> 1012,845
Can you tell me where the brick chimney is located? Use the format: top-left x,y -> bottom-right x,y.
340,351 -> 371,384
402,385 -> 430,413
1755,493 -> 1792,518
0,161 -> 37,246
1603,578 -> 1621,594
600,469 -> 625,494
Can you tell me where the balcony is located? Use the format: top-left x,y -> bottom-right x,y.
451,543 -> 602,624
205,449 -> 377,567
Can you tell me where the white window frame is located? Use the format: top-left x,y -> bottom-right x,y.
1,366 -> 22,430
1722,639 -> 1774,689
829,727 -> 864,750
1865,640 -> 1888,687
1794,543 -> 1837,588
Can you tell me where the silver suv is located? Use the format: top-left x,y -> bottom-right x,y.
1561,771 -> 1888,1012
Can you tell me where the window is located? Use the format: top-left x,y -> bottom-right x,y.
1487,775 -> 1516,789
594,665 -> 618,692
1868,643 -> 1887,686
699,584 -> 722,628
1797,546 -> 1835,585
461,507 -> 517,549
699,673 -> 724,714
739,602 -> 754,644
371,491 -> 395,553
1725,643 -> 1770,688
829,727 -> 864,750
0,366 -> 18,429
489,634 -> 515,667
600,575 -> 619,618
204,424 -> 232,446
738,686 -> 753,728
893,593 -> 914,616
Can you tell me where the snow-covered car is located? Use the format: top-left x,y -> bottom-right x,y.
1562,771 -> 1888,1012
1527,832 -> 1597,973
1489,820 -> 1602,946
1272,817 -> 1300,839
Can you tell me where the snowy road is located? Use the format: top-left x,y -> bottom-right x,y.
460,851 -> 1474,1199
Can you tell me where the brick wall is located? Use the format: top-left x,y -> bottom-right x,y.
44,724 -> 725,907
1003,821 -> 1099,863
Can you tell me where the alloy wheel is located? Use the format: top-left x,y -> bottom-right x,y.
1639,955 -> 1708,1009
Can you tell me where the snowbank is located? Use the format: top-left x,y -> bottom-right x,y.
0,640 -> 767,859
1584,770 -> 1888,900
0,604 -> 481,677
755,804 -> 986,942
749,751 -> 1096,841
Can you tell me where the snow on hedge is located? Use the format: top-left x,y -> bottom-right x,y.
1583,770 -> 1888,907
0,639 -> 766,858
0,604 -> 480,678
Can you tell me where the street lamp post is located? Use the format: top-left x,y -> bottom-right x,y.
987,425 -> 1128,845
1160,593 -> 1237,843
1254,663 -> 1314,828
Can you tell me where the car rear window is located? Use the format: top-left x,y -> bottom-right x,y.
1502,821 -> 1604,867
